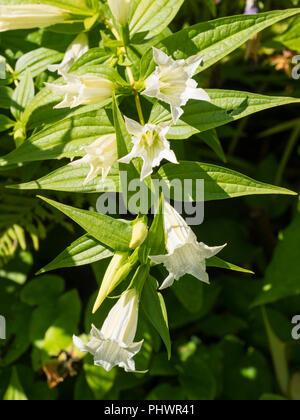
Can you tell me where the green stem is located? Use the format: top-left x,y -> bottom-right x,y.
107,17 -> 145,126
275,125 -> 300,186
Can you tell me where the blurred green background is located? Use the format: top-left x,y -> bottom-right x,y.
1,0 -> 300,400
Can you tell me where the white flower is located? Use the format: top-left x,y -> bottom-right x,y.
108,0 -> 131,26
150,201 -> 226,290
244,0 -> 258,14
143,48 -> 211,123
0,5 -> 69,32
71,134 -> 117,184
48,33 -> 89,75
118,117 -> 178,181
73,289 -> 143,372
45,73 -> 114,109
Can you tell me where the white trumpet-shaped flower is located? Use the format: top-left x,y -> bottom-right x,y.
48,33 -> 89,75
118,117 -> 178,181
0,5 -> 69,32
150,201 -> 226,290
45,73 -> 114,109
143,48 -> 211,122
73,289 -> 143,372
71,134 -> 117,184
108,0 -> 131,26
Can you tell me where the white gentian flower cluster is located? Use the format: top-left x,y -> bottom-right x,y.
70,34 -> 219,374
74,289 -> 143,372
0,4 -> 70,32
45,33 -> 118,183
151,201 -> 226,290
117,48 -> 211,179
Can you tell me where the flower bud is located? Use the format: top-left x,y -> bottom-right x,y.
107,0 -> 131,26
0,5 -> 70,32
92,250 -> 139,313
129,220 -> 148,249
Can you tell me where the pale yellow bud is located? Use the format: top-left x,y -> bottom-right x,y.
107,0 -> 131,26
129,220 -> 148,249
0,5 -> 70,32
92,252 -> 128,314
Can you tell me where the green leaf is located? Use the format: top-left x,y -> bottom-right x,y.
0,56 -> 5,80
253,215 -> 300,306
275,15 -> 300,50
198,129 -> 226,163
73,64 -> 128,86
178,354 -> 217,400
141,8 -> 300,78
43,290 -> 81,356
9,163 -> 120,193
262,308 -> 289,396
39,196 -> 133,252
146,384 -> 186,400
84,356 -> 116,400
129,0 -> 184,39
0,105 -> 114,166
139,195 -> 165,263
0,87 -> 13,109
69,48 -> 111,71
155,161 -> 296,202
203,0 -> 217,17
3,367 -> 28,401
15,48 -> 64,78
220,337 -> 273,400
37,234 -> 113,274
150,90 -> 300,140
11,69 -> 34,121
172,275 -> 204,313
260,394 -> 288,401
141,276 -> 171,359
20,274 -> 65,306
0,114 -> 14,132
207,256 -> 254,275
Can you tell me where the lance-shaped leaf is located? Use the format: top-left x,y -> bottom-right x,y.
0,87 -> 13,109
39,196 -> 133,252
0,105 -> 114,167
129,0 -> 184,39
197,129 -> 226,163
150,90 -> 300,140
141,276 -> 171,359
16,48 -> 64,78
37,234 -> 113,274
154,161 -> 296,202
11,69 -> 34,122
0,115 -> 14,133
8,163 -> 120,193
139,194 -> 165,264
69,48 -> 111,72
206,256 -> 254,275
141,8 -> 300,78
